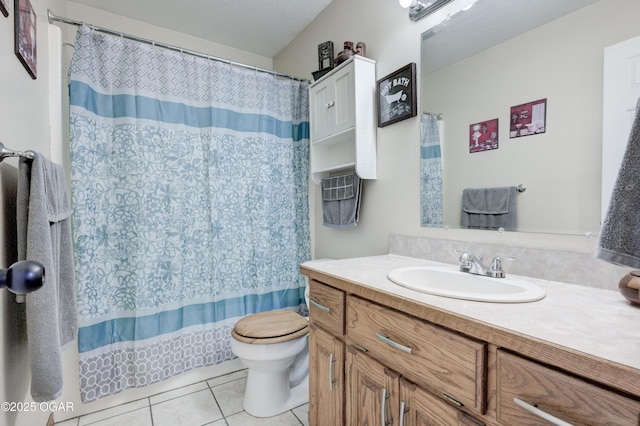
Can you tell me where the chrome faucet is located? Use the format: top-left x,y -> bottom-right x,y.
455,250 -> 515,278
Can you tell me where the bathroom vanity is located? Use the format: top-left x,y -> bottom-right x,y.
301,255 -> 640,425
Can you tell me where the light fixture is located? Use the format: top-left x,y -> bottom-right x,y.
404,0 -> 455,22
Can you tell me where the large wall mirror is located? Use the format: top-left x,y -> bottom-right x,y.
421,0 -> 638,235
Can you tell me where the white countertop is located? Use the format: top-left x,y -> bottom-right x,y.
303,255 -> 640,371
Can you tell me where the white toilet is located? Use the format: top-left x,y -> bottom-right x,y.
230,291 -> 310,418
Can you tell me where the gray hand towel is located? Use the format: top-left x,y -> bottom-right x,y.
17,153 -> 77,402
460,186 -> 517,230
597,98 -> 640,268
322,173 -> 362,228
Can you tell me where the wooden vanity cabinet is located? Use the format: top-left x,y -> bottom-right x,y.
345,346 -> 486,426
308,279 -> 345,335
496,350 -> 640,425
401,379 -> 486,426
308,280 -> 346,425
308,279 -> 486,425
309,323 -> 344,425
346,295 -> 487,415
346,346 -> 401,425
305,274 -> 640,426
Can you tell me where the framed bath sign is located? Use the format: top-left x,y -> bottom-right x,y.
377,62 -> 417,127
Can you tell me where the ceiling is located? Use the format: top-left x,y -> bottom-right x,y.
68,0 -> 334,58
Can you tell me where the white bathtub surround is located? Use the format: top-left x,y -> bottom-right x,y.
389,234 -> 631,291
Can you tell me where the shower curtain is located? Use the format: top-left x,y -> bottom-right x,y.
68,26 -> 311,402
420,113 -> 443,226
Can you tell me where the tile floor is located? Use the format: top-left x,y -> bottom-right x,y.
54,370 -> 309,426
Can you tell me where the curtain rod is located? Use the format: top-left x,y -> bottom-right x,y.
47,10 -> 309,83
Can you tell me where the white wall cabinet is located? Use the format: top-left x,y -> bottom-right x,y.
309,55 -> 376,183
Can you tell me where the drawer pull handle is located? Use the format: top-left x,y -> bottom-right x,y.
329,352 -> 336,391
309,298 -> 331,313
443,393 -> 463,407
376,333 -> 413,354
399,400 -> 406,426
513,397 -> 574,426
381,388 -> 388,426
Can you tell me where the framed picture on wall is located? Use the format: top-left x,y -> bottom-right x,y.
0,0 -> 8,17
377,62 -> 417,127
14,0 -> 36,79
510,98 -> 547,138
469,118 -> 499,153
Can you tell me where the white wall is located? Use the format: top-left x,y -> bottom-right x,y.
0,0 -> 68,424
64,3 -> 274,72
274,0 -> 640,260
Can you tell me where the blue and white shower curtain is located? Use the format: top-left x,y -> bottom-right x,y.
420,113 -> 443,226
68,26 -> 310,402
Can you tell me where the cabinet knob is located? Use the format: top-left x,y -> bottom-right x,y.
326,101 -> 335,108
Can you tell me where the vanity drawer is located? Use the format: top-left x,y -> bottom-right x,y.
496,350 -> 640,425
308,279 -> 345,336
346,295 -> 487,414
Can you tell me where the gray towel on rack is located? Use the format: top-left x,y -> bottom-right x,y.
597,98 -> 640,268
460,186 -> 517,230
322,173 -> 362,228
17,153 -> 77,402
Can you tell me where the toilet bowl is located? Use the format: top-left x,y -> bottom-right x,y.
230,309 -> 310,417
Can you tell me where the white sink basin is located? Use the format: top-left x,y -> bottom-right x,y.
387,266 -> 545,303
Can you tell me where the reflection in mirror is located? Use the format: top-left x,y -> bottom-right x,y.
420,0 -> 638,235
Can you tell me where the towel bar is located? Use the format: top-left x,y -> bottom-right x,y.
0,142 -> 35,161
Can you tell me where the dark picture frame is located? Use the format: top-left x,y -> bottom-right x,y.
510,98 -> 547,138
469,118 -> 499,153
0,0 -> 8,17
14,0 -> 36,79
377,62 -> 417,127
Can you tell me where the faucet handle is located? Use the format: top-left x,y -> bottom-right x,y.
488,255 -> 516,278
453,249 -> 478,272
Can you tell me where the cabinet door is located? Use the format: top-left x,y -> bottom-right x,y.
346,346 -> 400,425
400,379 -> 485,426
309,78 -> 333,141
309,323 -> 344,425
331,63 -> 355,135
309,61 -> 355,142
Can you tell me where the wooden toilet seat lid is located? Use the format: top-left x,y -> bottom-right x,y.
232,309 -> 309,344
